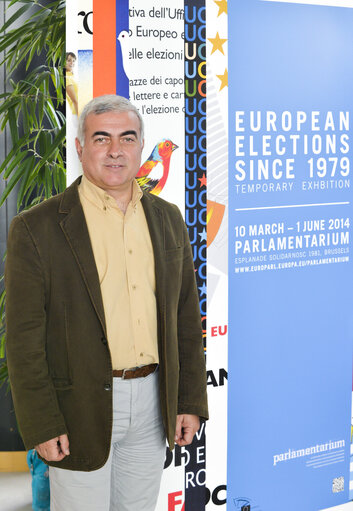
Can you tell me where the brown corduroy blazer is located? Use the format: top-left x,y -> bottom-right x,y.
5,177 -> 208,471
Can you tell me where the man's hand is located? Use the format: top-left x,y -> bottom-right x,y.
175,414 -> 200,446
35,434 -> 70,462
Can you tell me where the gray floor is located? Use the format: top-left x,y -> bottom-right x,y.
0,472 -> 32,511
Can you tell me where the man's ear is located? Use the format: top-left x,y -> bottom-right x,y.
75,138 -> 83,161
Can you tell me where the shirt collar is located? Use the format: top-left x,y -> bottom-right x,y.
79,175 -> 143,211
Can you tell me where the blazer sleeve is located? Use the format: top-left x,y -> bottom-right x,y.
176,211 -> 209,420
5,215 -> 68,449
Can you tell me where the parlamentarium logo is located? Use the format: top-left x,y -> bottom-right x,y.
261,0 -> 353,7
273,439 -> 345,466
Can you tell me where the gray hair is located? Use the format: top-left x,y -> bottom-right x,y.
77,94 -> 144,145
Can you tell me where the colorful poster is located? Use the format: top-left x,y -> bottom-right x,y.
66,2 -> 206,509
205,0 -> 228,508
227,1 -> 353,510
65,0 -> 93,184
183,2 -> 207,509
128,0 -> 185,211
91,0 -> 185,211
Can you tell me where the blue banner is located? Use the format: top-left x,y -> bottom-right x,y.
228,1 -> 353,510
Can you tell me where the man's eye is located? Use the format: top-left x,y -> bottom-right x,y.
122,137 -> 135,143
95,137 -> 108,143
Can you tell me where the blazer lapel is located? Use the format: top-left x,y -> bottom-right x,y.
141,192 -> 166,338
58,179 -> 107,337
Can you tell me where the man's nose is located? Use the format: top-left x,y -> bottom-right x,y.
108,139 -> 122,157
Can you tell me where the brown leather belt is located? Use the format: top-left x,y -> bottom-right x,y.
112,363 -> 158,380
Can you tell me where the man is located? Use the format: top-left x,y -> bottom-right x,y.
5,95 -> 208,510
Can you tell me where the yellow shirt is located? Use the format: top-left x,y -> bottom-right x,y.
78,176 -> 159,370
66,71 -> 78,115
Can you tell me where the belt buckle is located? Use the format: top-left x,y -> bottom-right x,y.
122,366 -> 137,379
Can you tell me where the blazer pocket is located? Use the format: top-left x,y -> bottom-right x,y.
52,378 -> 73,390
47,302 -> 73,385
164,246 -> 183,262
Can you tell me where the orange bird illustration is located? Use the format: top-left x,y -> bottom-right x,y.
136,139 -> 178,195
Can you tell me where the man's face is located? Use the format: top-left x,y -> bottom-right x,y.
75,110 -> 144,198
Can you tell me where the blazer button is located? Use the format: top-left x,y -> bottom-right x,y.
101,337 -> 108,345
104,383 -> 111,391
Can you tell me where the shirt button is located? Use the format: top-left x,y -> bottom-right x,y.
104,383 -> 111,391
140,352 -> 143,357
101,337 -> 108,345
103,206 -> 107,211
129,250 -> 132,254
132,285 -> 136,290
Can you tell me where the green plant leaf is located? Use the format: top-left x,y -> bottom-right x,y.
0,135 -> 28,172
0,0 -> 66,388
3,151 -> 25,179
0,4 -> 33,34
0,160 -> 28,206
16,158 -> 34,209
21,96 -> 30,133
7,107 -> 18,144
0,338 -> 5,360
